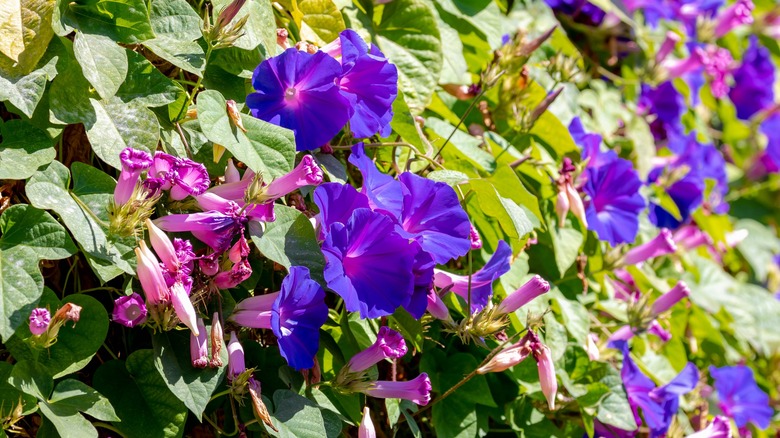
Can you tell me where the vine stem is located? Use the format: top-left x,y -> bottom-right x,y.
432,88 -> 487,161
175,43 -> 214,122
94,422 -> 127,437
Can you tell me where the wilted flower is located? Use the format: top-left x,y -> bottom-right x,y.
191,318 -> 209,368
112,293 -> 147,328
534,343 -> 557,410
115,148 -> 153,205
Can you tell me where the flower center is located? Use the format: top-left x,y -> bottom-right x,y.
284,87 -> 297,100
127,304 -> 141,319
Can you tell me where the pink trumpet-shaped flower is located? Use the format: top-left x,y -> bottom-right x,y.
363,373 -> 432,406
191,318 -> 208,368
426,289 -> 450,320
652,281 -> 690,315
622,229 -> 677,265
656,31 -> 681,64
497,275 -> 550,314
263,155 -> 324,201
533,343 -> 557,410
687,416 -> 732,438
112,293 -> 147,327
172,281 -> 200,337
227,332 -> 246,380
647,320 -> 672,342
477,334 -> 534,374
714,0 -> 753,38
135,241 -> 170,305
348,326 -> 407,372
146,219 -> 179,272
29,308 -> 51,336
358,406 -> 376,438
115,148 -> 153,205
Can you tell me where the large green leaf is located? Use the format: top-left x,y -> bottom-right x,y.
5,291 -> 109,378
85,97 -> 160,169
292,0 -> 346,46
425,117 -> 495,172
0,0 -> 55,75
0,362 -> 37,417
0,55 -> 57,117
152,331 -> 228,420
25,161 -> 137,282
268,389 -> 342,438
56,0 -> 155,43
375,0 -> 442,114
249,205 -> 326,284
93,352 -> 188,438
197,89 -> 296,179
73,32 -> 128,100
8,359 -> 53,400
0,204 -> 76,260
469,179 -> 533,240
0,120 -> 55,180
143,0 -> 205,76
115,49 -> 182,107
39,379 -> 120,438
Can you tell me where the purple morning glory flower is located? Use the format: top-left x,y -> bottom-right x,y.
29,308 -> 51,335
325,29 -> 398,138
639,82 -> 685,146
544,0 -> 606,26
231,266 -> 328,370
729,36 -> 775,120
432,240 -> 512,312
112,293 -> 148,327
710,365 -> 773,429
155,202 -> 248,253
625,0 -> 722,34
322,208 -> 417,319
648,170 -> 704,229
348,143 -> 404,217
408,247 -> 435,319
313,183 -> 371,238
115,148 -> 153,205
581,158 -> 645,246
247,48 -> 352,151
761,112 -> 780,169
614,340 -> 699,437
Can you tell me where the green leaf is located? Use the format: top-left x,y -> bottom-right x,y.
388,90 -> 425,151
294,0 -> 346,46
249,205 -> 326,284
0,246 -> 42,341
0,120 -> 54,180
115,49 -> 183,107
470,179 -> 533,240
425,117 -> 495,172
549,226 -> 583,276
25,161 -> 137,282
375,0 -> 442,114
0,362 -> 37,417
197,89 -> 296,179
735,218 -> 780,282
93,352 -> 188,438
427,169 -> 469,186
48,50 -> 95,125
268,389 -> 342,438
85,97 -> 160,169
48,379 -> 119,421
432,396 -> 478,438
213,0 -> 281,53
389,308 -> 425,352
528,112 -> 578,158
595,367 -> 636,431
486,163 -> 543,224
143,0 -> 205,76
152,331 -> 228,420
6,291 -> 109,378
0,56 -> 57,117
57,0 -> 156,43
73,32 -> 128,99
0,204 -> 76,260
8,359 -> 53,400
0,0 -> 55,75
38,402 -> 98,438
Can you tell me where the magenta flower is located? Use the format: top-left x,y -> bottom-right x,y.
534,343 -> 557,410
363,373 -> 432,406
247,48 -> 352,151
687,416 -> 732,438
348,326 -> 407,372
155,194 -> 249,253
713,0 -> 753,37
432,240 -> 512,312
227,332 -> 246,380
29,308 -> 51,335
170,159 -> 210,201
358,406 -> 376,438
622,229 -> 677,265
190,318 -> 208,368
469,224 -> 482,250
230,266 -> 328,370
477,331 -> 535,374
497,275 -> 551,314
112,293 -> 147,327
263,155 -> 324,200
115,148 -> 153,205
135,241 -> 170,305
651,281 -> 690,315
426,289 -> 450,320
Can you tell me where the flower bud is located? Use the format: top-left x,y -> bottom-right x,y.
622,229 -> 677,266
348,327 -> 408,372
477,334 -> 533,374
497,275 -> 550,314
358,406 -> 376,438
651,281 -> 690,316
363,373 -> 432,406
171,281 -> 200,337
687,415 -> 732,438
533,343 -> 557,410
248,379 -> 278,432
469,224 -> 482,250
227,332 -> 246,380
146,219 -> 179,273
226,100 -> 247,133
210,312 -> 224,368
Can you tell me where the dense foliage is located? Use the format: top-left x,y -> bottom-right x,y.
1,0 -> 779,436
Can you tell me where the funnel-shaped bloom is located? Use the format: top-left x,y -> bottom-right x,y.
29,308 -> 51,336
112,293 -> 147,327
314,183 -> 371,238
498,275 -> 551,314
729,37 -> 775,120
714,0 -> 753,37
710,365 -> 773,429
155,195 -> 249,253
247,48 -> 352,151
262,155 -> 324,201
322,208 -> 417,318
115,148 -> 153,205
364,373 -> 432,406
348,326 -> 407,372
544,0 -> 606,25
639,82 -> 685,144
651,281 -> 690,315
327,29 -> 398,138
432,240 -> 512,312
170,159 -> 210,201
231,267 -> 327,370
761,113 -> 780,169
615,341 -> 699,437
623,229 -> 677,265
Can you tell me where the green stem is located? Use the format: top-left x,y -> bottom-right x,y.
77,286 -> 120,294
102,342 -> 119,361
70,193 -> 110,228
724,178 -> 780,202
210,388 -> 232,402
176,43 -> 214,121
94,422 -> 127,437
433,88 -> 487,160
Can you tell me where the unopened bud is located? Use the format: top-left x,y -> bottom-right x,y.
215,0 -> 247,30
519,26 -> 556,57
276,28 -> 290,49
533,343 -> 557,410
529,88 -> 563,125
210,312 -> 224,368
226,100 -> 247,133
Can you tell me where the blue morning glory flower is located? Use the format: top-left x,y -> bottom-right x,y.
710,365 -> 773,429
729,36 -> 775,120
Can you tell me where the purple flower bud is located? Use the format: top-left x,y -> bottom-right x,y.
215,0 -> 246,30
358,406 -> 376,438
663,48 -> 705,78
469,224 -> 482,250
171,281 -> 200,337
191,318 -> 208,368
687,416 -> 732,438
227,332 -> 246,380
714,0 -> 753,38
608,325 -> 637,344
622,229 -> 677,265
170,160 -> 210,201
497,275 -> 550,314
651,281 -> 690,316
225,159 -> 241,183
29,308 -> 51,335
135,241 -> 170,305
112,293 -> 147,327
655,31 -> 681,64
348,326 -> 408,372
263,155 -> 324,201
364,373 -> 432,406
555,185 -> 570,227
477,333 -> 534,374
533,343 -> 557,410
146,219 -> 179,273
647,320 -> 672,342
115,148 -> 153,205
426,290 -> 450,320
